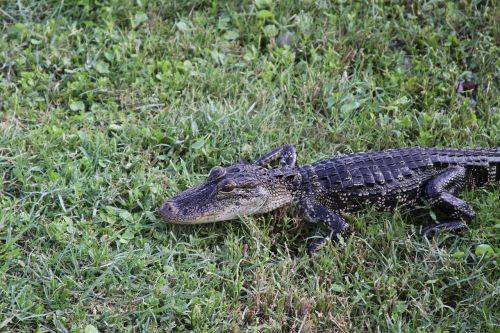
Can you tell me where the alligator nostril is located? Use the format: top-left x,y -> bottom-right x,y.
160,202 -> 177,218
167,203 -> 176,212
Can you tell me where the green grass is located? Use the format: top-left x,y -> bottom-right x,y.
1,0 -> 499,332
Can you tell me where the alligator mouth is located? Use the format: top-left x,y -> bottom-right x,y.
159,203 -> 232,224
159,194 -> 272,225
166,214 -> 224,225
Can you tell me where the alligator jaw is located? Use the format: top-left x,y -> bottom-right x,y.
158,201 -> 231,224
159,197 -> 267,224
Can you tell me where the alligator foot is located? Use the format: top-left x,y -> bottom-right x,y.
423,166 -> 475,236
255,144 -> 297,168
307,236 -> 332,255
421,220 -> 468,237
299,198 -> 350,255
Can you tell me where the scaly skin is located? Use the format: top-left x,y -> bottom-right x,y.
159,145 -> 500,254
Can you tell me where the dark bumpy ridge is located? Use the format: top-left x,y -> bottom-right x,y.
300,147 -> 499,190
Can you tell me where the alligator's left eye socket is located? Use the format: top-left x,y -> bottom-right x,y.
218,181 -> 237,193
219,186 -> 235,193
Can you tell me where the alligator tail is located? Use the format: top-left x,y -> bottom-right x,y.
429,147 -> 500,185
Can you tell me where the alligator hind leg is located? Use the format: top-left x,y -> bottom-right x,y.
421,166 -> 475,236
255,144 -> 297,168
299,199 -> 351,255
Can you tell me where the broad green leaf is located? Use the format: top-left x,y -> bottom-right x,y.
121,229 -> 135,240
255,0 -> 273,9
331,284 -> 345,292
133,12 -> 148,28
95,60 -> 109,74
69,101 -> 85,112
223,30 -> 239,41
85,325 -> 98,333
257,10 -> 274,20
176,21 -> 190,32
475,244 -> 494,257
192,138 -> 205,150
9,23 -> 25,35
262,25 -> 278,38
340,100 -> 361,113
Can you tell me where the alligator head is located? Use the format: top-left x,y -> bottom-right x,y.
159,163 -> 295,224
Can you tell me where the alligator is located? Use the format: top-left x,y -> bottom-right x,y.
159,145 -> 499,254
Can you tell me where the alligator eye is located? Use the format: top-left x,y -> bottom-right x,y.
218,180 -> 237,193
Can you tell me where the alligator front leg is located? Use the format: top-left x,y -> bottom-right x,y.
421,166 -> 475,236
255,144 -> 297,168
299,199 -> 351,255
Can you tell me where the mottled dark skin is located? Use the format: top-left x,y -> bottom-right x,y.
160,145 -> 499,255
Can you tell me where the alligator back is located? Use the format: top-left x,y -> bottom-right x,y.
298,147 -> 499,213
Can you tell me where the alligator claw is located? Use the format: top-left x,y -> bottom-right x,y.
307,237 -> 330,256
421,220 -> 468,237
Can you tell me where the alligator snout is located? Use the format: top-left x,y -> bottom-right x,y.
159,201 -> 178,221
